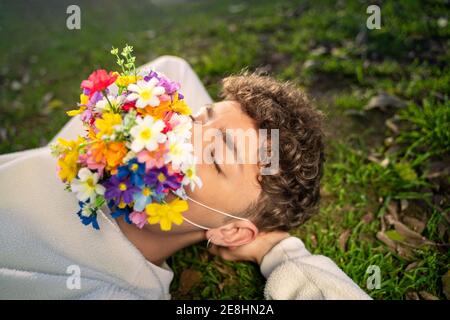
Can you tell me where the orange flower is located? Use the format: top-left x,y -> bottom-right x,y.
105,141 -> 127,169
85,140 -> 107,172
86,140 -> 127,173
89,141 -> 105,163
136,100 -> 171,119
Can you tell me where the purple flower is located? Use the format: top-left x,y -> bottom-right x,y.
88,91 -> 104,107
80,109 -> 94,123
143,167 -> 181,194
144,70 -> 160,82
158,77 -> 180,95
104,175 -> 140,204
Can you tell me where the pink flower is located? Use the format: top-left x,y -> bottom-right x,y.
159,94 -> 170,102
81,69 -> 118,97
130,211 -> 148,229
137,145 -> 166,172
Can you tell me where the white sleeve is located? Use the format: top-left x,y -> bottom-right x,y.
260,237 -> 372,300
78,284 -> 149,300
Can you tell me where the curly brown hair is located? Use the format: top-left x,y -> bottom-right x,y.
221,72 -> 325,232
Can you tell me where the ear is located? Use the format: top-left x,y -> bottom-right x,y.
206,220 -> 258,248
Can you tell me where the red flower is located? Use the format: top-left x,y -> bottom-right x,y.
162,111 -> 174,134
121,101 -> 136,112
81,69 -> 118,97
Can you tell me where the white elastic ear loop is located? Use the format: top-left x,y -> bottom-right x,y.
182,216 -> 210,230
185,195 -> 250,222
170,190 -> 250,230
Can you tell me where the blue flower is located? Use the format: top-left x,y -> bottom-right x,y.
107,200 -> 133,224
133,185 -> 165,212
76,201 -> 100,230
117,158 -> 146,187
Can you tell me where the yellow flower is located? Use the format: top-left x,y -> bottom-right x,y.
57,157 -> 77,182
145,198 -> 188,231
171,93 -> 192,115
95,112 -> 122,138
66,94 -> 89,117
56,136 -> 84,182
115,75 -> 141,87
80,94 -> 89,105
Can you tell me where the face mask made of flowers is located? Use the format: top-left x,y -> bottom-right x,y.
50,45 -> 247,232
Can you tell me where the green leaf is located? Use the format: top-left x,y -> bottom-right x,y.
385,230 -> 406,242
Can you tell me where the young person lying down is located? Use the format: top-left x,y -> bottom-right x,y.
0,56 -> 370,300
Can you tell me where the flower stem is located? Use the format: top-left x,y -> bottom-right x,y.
102,90 -> 115,112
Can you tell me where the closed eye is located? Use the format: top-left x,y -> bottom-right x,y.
211,149 -> 224,175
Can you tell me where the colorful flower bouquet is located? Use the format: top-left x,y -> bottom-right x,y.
51,45 -> 202,231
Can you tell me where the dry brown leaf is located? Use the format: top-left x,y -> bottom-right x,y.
376,231 -> 397,251
380,216 -> 387,232
178,269 -> 202,295
396,245 -> 416,261
442,270 -> 450,300
199,251 -> 209,263
419,291 -> 439,300
214,261 -> 236,277
377,231 -> 416,260
364,92 -> 406,111
405,291 -> 420,300
405,261 -> 419,272
385,118 -> 399,134
426,160 -> 450,179
402,216 -> 426,234
362,212 -> 374,224
395,222 -> 433,246
386,214 -> 434,248
367,155 -> 390,168
387,202 -> 400,221
310,234 -> 318,248
339,229 -> 351,252
400,199 -> 409,212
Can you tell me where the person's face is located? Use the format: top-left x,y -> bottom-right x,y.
144,100 -> 261,234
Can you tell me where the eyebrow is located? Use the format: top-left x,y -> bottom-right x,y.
206,103 -> 214,120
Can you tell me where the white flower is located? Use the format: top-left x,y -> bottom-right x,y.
168,113 -> 192,140
95,94 -> 124,113
126,78 -> 165,108
164,132 -> 193,170
130,115 -> 166,152
181,155 -> 202,191
71,168 -> 105,203
80,202 -> 95,217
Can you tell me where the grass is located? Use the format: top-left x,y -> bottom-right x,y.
0,0 -> 449,299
